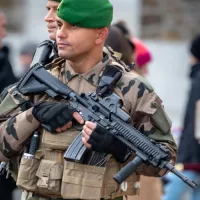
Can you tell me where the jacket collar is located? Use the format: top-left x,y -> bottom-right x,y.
65,55 -> 111,86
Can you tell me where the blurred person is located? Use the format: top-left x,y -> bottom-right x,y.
0,12 -> 7,48
0,12 -> 17,93
105,21 -> 162,200
0,1 -> 61,200
105,21 -> 135,66
17,0 -> 61,78
0,0 -> 177,199
45,0 -> 61,41
132,38 -> 152,77
163,35 -> 200,200
0,11 -> 18,200
18,43 -> 38,78
44,0 -> 61,62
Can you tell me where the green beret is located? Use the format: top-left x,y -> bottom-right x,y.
57,0 -> 113,28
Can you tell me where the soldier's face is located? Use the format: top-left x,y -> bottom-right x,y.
56,18 -> 102,61
0,14 -> 7,48
44,1 -> 59,41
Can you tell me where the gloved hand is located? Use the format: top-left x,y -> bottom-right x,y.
82,121 -> 130,162
32,101 -> 84,132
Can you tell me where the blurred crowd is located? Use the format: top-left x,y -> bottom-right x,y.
0,1 -> 200,199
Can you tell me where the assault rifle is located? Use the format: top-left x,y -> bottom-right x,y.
17,64 -> 197,188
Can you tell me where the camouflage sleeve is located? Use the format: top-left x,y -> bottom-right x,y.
122,75 -> 177,177
0,86 -> 40,161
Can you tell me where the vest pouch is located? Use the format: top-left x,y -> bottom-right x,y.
16,156 -> 40,191
42,129 -> 79,150
36,159 -> 63,196
102,158 -> 140,199
61,161 -> 106,200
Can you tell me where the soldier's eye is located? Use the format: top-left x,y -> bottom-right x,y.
57,22 -> 62,29
71,24 -> 77,29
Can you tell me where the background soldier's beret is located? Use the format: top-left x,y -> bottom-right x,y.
57,0 -> 113,28
48,0 -> 62,2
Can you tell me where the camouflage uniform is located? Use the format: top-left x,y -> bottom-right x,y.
0,49 -> 177,200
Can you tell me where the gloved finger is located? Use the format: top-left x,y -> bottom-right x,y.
48,119 -> 60,131
94,123 -> 107,134
56,127 -> 62,133
62,111 -> 73,122
82,130 -> 90,142
82,137 -> 91,148
65,104 -> 77,114
66,121 -> 72,128
38,105 -> 56,120
83,125 -> 93,136
89,131 -> 102,141
56,122 -> 72,133
56,115 -> 69,127
85,121 -> 97,130
41,104 -> 64,122
87,138 -> 99,151
60,124 -> 68,132
73,112 -> 84,124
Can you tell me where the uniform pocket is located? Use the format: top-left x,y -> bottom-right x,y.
61,161 -> 106,200
36,160 -> 63,196
139,93 -> 162,115
16,156 -> 40,191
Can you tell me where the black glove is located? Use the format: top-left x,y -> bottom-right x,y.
88,124 -> 130,162
32,101 -> 76,132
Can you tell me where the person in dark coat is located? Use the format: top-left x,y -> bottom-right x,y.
0,46 -> 18,93
163,35 -> 200,200
0,12 -> 17,94
0,12 -> 18,200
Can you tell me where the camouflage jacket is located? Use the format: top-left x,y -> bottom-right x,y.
0,50 -> 177,177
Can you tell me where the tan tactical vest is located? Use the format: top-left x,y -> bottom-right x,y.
15,49 -> 141,199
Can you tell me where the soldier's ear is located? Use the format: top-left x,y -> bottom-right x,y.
95,27 -> 109,45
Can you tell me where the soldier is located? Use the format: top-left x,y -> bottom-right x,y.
0,1 -> 60,200
45,0 -> 62,41
0,0 -> 177,200
44,0 -> 62,62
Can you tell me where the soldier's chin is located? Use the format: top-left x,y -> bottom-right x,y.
49,32 -> 56,41
58,51 -> 73,60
